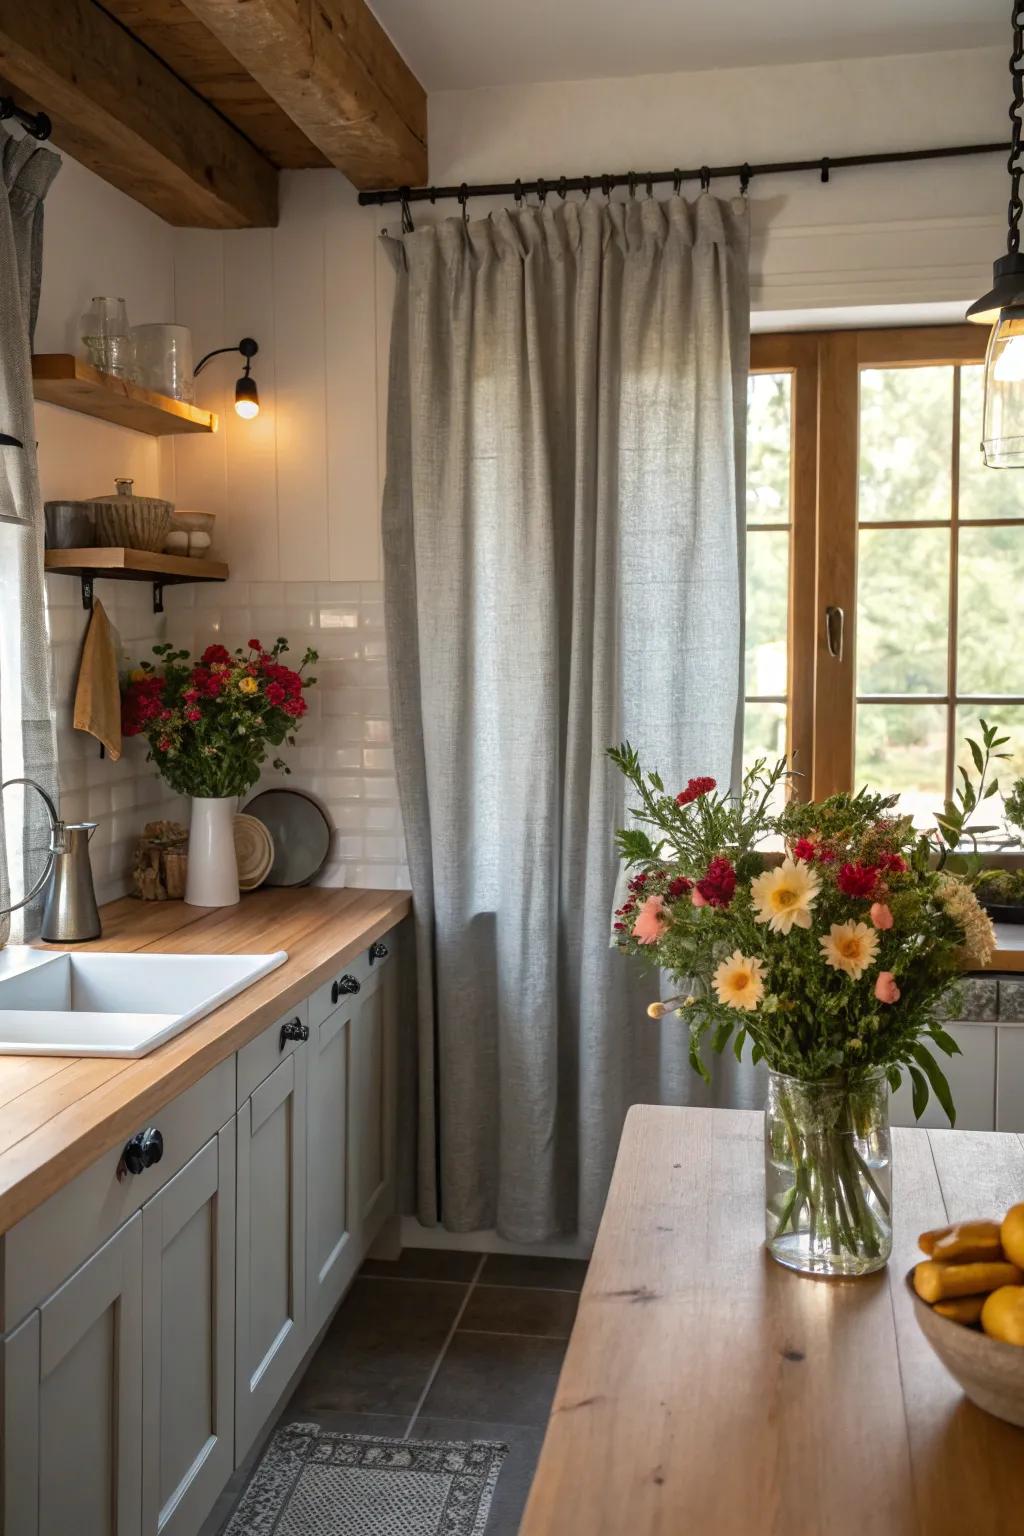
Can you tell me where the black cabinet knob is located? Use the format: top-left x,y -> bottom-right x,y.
120,1127 -> 163,1178
279,1017 -> 310,1050
369,941 -> 389,964
331,974 -> 360,1004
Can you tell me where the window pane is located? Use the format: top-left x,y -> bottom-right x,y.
747,372 -> 791,524
960,364 -> 1024,520
745,530 -> 789,695
743,701 -> 789,811
855,702 -> 947,824
957,523 -> 1024,695
955,705 -> 1024,835
856,527 -> 949,695
859,367 -> 953,522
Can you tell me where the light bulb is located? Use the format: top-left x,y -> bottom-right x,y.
234,397 -> 260,420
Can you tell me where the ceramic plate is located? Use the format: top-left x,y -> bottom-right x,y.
233,813 -> 274,891
243,789 -> 332,887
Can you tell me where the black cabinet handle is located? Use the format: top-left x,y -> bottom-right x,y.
280,1017 -> 310,1050
119,1127 -> 163,1179
369,941 -> 389,964
331,974 -> 360,1004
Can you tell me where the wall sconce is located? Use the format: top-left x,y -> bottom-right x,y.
193,336 -> 260,420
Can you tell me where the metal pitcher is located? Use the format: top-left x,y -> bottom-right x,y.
0,778 -> 102,943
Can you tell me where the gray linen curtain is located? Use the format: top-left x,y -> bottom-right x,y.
0,130 -> 60,942
384,194 -> 754,1242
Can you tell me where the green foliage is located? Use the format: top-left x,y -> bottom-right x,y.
1006,777 -> 1024,835
932,718 -> 1011,864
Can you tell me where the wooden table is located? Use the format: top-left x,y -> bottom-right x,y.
520,1106 -> 1024,1536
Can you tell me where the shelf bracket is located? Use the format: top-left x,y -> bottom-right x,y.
152,582 -> 165,615
80,575 -> 94,611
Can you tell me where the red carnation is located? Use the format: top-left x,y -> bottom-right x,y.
836,861 -> 878,899
628,872 -> 649,894
201,644 -> 231,666
878,852 -> 907,874
157,736 -> 171,752
676,775 -> 717,806
248,638 -> 262,651
613,921 -> 626,933
792,837 -> 817,862
266,682 -> 287,706
667,876 -> 693,899
696,856 -> 736,909
282,696 -> 306,718
184,706 -> 201,722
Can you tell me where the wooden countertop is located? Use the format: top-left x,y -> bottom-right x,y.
0,887 -> 410,1237
521,1105 -> 1024,1536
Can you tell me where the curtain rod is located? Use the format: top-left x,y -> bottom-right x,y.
357,141 -> 1007,209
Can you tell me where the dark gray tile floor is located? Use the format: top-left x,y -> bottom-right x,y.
213,1248 -> 588,1536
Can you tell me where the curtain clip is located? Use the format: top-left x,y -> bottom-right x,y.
739,163 -> 752,196
601,173 -> 611,200
645,173 -> 654,198
627,171 -> 637,200
820,156 -> 831,184
536,176 -> 547,205
458,183 -> 469,223
513,178 -> 523,208
582,174 -> 592,200
672,168 -> 682,195
699,166 -> 711,193
557,175 -> 568,201
399,188 -> 414,233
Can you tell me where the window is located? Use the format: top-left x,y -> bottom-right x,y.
745,326 -> 1024,830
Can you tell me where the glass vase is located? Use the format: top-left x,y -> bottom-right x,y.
764,1069 -> 892,1277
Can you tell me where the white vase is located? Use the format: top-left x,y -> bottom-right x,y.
185,796 -> 239,907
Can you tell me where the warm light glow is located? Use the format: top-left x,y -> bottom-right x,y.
993,332 -> 1024,383
234,397 -> 260,420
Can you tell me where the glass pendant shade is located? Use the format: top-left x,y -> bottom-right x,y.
978,310 -> 1024,467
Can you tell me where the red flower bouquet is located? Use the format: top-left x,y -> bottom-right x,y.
122,638 -> 318,799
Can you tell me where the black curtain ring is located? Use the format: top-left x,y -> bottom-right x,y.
601,173 -> 611,200
458,183 -> 469,222
558,176 -> 568,200
739,163 -> 752,195
627,171 -> 637,199
820,157 -> 831,184
672,168 -> 682,195
699,166 -> 711,192
513,177 -> 523,207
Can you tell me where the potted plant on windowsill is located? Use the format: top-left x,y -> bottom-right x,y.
121,638 -> 318,907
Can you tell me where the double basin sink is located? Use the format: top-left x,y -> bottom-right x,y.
0,947 -> 288,1057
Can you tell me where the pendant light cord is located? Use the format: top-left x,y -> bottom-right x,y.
1008,2 -> 1024,253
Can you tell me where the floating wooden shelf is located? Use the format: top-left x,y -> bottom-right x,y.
45,548 -> 228,613
32,355 -> 218,437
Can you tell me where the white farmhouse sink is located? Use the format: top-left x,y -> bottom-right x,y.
0,948 -> 288,1057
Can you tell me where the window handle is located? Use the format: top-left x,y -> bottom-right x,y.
825,605 -> 844,661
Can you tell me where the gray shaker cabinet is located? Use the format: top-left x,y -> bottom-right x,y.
2,1214 -> 144,1536
142,1127 -> 236,1536
234,1038 -> 308,1463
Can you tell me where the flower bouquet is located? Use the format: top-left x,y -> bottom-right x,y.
609,743 -> 998,1276
122,638 -> 317,905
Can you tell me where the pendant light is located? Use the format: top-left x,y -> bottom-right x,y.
967,2 -> 1024,466
193,336 -> 260,420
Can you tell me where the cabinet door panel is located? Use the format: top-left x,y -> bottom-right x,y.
307,1004 -> 356,1332
352,962 -> 397,1242
890,1024 -> 996,1130
10,1215 -> 145,1536
142,1128 -> 235,1536
236,1051 -> 307,1462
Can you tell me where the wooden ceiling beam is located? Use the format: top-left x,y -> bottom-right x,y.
0,0 -> 278,228
177,0 -> 427,190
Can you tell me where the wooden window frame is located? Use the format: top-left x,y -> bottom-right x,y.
749,323 -> 1000,805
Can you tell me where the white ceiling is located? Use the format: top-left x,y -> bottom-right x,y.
370,0 -> 1004,92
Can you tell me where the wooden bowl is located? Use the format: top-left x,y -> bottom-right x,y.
906,1272 -> 1024,1426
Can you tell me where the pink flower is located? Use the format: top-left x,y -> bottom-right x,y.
633,894 -> 669,945
874,971 -> 900,1004
869,901 -> 894,930
691,888 -> 708,908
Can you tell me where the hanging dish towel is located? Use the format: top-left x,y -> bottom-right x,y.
73,599 -> 122,760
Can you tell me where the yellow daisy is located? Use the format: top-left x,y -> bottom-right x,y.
820,920 -> 879,980
712,950 -> 765,1012
750,856 -> 821,935
238,675 -> 259,695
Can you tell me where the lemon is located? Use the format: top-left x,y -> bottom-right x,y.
1000,1203 -> 1024,1269
980,1285 -> 1024,1346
